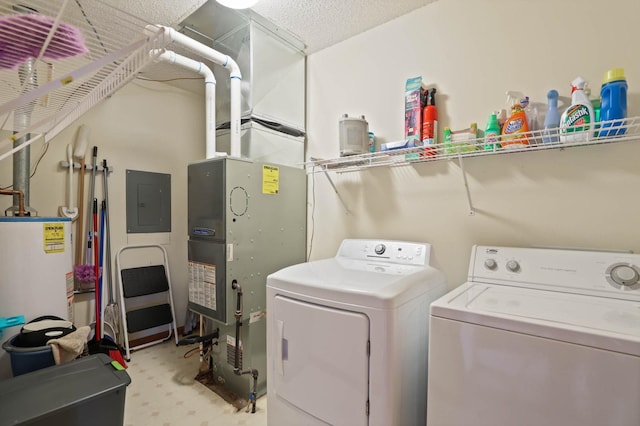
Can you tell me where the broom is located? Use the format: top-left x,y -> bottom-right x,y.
101,159 -> 121,344
87,197 -> 127,368
73,126 -> 90,289
75,146 -> 98,287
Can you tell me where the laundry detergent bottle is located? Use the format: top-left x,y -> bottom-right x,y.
599,68 -> 628,137
483,113 -> 500,151
560,76 -> 595,142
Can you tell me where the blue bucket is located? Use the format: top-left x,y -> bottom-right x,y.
2,334 -> 55,376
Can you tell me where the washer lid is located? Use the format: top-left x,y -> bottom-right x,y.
430,283 -> 640,357
267,257 -> 446,309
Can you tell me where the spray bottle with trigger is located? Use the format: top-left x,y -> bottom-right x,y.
560,76 -> 595,142
421,87 -> 438,157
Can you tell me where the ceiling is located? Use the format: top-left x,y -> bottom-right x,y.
110,0 -> 436,54
249,0 -> 436,54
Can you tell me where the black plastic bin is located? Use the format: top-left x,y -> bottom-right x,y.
0,353 -> 131,426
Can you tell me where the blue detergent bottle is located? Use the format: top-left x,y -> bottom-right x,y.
599,68 -> 627,137
542,89 -> 560,143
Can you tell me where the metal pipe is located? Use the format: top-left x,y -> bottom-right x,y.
231,279 -> 242,371
231,279 -> 259,413
0,189 -> 26,216
6,58 -> 38,216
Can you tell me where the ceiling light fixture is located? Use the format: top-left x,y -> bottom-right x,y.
216,0 -> 260,9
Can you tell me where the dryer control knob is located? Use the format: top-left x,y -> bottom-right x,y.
610,265 -> 640,287
484,259 -> 498,270
506,260 -> 520,273
374,244 -> 386,255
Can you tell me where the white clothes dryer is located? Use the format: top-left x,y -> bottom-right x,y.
427,245 -> 640,426
266,239 -> 446,426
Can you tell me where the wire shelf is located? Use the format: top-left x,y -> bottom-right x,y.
0,0 -> 166,161
306,116 -> 640,173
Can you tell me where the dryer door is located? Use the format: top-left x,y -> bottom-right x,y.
273,295 -> 370,426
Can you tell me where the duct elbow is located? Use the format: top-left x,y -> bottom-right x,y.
144,24 -> 170,43
226,58 -> 242,80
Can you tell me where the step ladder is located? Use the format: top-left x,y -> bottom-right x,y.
116,244 -> 178,361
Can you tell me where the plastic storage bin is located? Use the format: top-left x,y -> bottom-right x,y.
2,333 -> 55,376
0,353 -> 131,426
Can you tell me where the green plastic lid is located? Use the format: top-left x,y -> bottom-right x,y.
603,68 -> 626,84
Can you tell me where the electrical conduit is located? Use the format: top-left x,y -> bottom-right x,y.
146,25 -> 242,158
151,49 -> 218,157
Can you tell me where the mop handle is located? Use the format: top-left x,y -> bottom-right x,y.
103,159 -> 114,305
99,200 -> 106,340
93,198 -> 100,341
86,146 -> 98,265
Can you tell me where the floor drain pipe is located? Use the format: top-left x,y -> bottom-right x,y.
231,280 -> 259,413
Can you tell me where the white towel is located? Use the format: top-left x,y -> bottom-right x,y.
47,326 -> 91,365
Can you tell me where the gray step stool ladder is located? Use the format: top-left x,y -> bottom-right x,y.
116,244 -> 178,361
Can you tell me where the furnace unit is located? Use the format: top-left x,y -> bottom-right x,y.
187,156 -> 305,401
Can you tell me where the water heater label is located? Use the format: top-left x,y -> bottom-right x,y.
43,223 -> 65,253
262,164 -> 280,195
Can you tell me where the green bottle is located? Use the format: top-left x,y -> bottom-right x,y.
484,113 -> 500,151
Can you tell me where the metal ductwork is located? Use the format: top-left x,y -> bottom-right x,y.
5,4 -> 38,216
6,58 -> 38,217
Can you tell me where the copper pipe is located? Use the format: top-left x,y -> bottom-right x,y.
0,189 -> 26,216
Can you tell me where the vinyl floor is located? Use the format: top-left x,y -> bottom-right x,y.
124,340 -> 267,426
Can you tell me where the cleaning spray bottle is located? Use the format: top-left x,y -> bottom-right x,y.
421,88 -> 438,157
560,76 -> 595,142
542,89 -> 560,143
501,98 -> 530,149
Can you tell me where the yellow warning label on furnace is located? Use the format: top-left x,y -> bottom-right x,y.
262,164 -> 280,195
43,223 -> 65,253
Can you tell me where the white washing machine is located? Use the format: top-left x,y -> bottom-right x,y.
266,239 -> 447,426
427,245 -> 640,426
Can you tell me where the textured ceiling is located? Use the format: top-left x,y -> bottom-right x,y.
106,0 -> 436,54
250,0 -> 436,53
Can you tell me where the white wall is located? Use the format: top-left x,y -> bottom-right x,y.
0,79 -> 206,331
306,0 -> 640,288
2,0 -> 639,332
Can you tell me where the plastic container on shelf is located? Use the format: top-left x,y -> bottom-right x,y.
501,99 -> 530,149
560,76 -> 595,142
543,89 -> 561,143
483,113 -> 501,151
339,114 -> 369,156
422,88 -> 438,157
368,131 -> 375,153
599,68 -> 628,137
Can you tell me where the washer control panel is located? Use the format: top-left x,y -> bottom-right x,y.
337,239 -> 431,266
470,246 -> 640,299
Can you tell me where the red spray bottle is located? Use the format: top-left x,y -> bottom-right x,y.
422,88 -> 438,157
